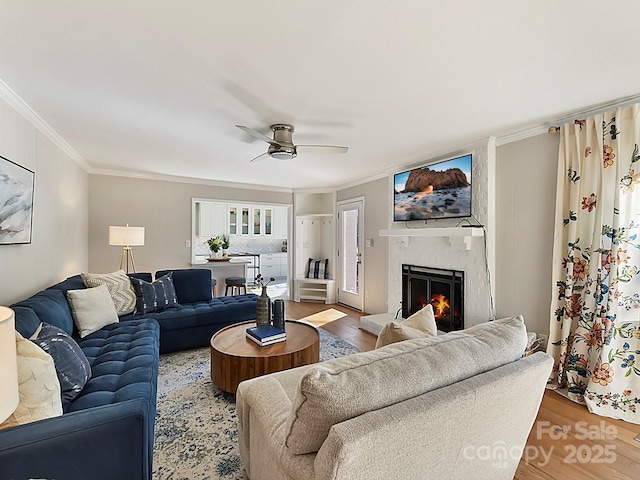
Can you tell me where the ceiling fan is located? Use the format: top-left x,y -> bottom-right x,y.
236,124 -> 348,162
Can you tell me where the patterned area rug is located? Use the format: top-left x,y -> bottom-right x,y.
153,328 -> 360,479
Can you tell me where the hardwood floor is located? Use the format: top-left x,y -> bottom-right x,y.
285,300 -> 640,480
285,300 -> 376,351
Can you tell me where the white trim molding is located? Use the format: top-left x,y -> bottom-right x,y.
0,78 -> 91,172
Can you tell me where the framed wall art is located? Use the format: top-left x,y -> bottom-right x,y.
0,155 -> 35,245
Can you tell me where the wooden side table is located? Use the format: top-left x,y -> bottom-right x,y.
210,320 -> 320,393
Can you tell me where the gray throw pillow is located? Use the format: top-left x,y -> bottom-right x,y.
30,322 -> 92,407
130,272 -> 179,314
81,270 -> 137,316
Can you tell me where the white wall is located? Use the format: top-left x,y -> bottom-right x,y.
495,133 -> 559,336
0,98 -> 89,305
337,178 -> 389,314
88,174 -> 292,274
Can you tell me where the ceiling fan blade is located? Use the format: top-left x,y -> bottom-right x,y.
249,152 -> 270,163
236,125 -> 280,146
296,145 -> 349,154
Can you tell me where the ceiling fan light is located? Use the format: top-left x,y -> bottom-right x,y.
268,144 -> 297,160
272,152 -> 294,160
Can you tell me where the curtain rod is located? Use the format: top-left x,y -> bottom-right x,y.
547,93 -> 640,134
548,119 -> 585,133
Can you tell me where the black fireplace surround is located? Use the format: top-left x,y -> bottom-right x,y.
402,264 -> 464,332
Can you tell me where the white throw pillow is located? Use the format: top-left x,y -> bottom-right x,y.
81,270 -> 136,316
67,284 -> 119,338
0,331 -> 62,429
375,304 -> 438,348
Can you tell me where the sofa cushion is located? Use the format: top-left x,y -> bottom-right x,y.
284,316 -> 528,454
11,305 -> 42,339
30,322 -> 91,407
123,294 -> 258,353
69,318 -> 159,413
130,273 -> 179,314
47,273 -> 152,295
155,269 -> 212,304
81,270 -> 137,316
0,331 -> 62,429
66,284 -> 120,338
375,304 -> 438,348
128,272 -> 153,283
12,289 -> 74,336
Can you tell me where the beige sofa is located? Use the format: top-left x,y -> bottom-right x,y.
237,316 -> 553,480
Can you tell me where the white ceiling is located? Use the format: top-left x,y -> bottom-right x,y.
1,1 -> 640,190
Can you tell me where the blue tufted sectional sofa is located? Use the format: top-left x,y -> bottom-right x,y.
0,268 -> 257,480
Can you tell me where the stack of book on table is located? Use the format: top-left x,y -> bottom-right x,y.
246,324 -> 287,346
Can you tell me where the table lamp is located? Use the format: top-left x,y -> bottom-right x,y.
109,224 -> 145,273
0,306 -> 19,423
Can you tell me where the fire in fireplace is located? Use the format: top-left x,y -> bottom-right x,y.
402,264 -> 464,332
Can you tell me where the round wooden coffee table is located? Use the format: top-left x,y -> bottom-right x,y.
210,320 -> 320,393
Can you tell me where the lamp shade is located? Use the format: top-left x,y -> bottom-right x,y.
0,306 -> 19,423
109,225 -> 145,246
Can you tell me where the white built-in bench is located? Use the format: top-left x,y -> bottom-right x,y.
295,278 -> 336,304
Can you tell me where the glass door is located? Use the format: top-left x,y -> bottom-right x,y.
253,207 -> 261,235
228,206 -> 237,235
264,208 -> 273,236
337,198 -> 364,311
241,207 -> 250,235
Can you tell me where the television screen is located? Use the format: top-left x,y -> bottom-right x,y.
393,153 -> 472,221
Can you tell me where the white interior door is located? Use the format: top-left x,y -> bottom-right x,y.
337,198 -> 364,311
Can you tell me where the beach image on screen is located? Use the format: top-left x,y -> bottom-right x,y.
393,154 -> 472,221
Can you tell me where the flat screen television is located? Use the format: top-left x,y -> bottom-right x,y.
393,153 -> 472,221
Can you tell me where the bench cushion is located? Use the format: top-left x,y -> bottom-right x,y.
284,316 -> 528,454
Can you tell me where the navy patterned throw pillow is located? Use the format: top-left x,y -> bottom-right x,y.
306,258 -> 329,279
130,272 -> 180,314
30,322 -> 92,407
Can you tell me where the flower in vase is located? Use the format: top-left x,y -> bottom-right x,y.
255,274 -> 276,287
205,236 -> 223,252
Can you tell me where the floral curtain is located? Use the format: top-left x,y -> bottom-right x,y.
548,103 -> 640,424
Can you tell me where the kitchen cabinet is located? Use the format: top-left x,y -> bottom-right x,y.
251,206 -> 274,236
228,205 -> 251,236
197,202 -> 227,238
196,202 -> 288,238
272,206 -> 288,238
260,253 -> 288,278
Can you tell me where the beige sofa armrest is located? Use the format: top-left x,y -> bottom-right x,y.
237,365 -> 317,480
237,376 -> 292,478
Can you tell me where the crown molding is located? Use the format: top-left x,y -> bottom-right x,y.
0,78 -> 92,172
292,187 -> 338,194
333,171 -> 389,191
90,167 -> 294,193
495,125 -> 549,146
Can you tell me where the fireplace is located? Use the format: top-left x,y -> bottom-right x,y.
402,264 -> 464,332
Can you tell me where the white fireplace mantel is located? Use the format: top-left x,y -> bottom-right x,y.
379,227 -> 484,250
